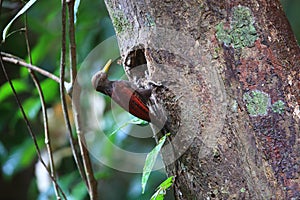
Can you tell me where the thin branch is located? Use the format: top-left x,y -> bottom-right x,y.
24,14 -> 62,199
60,0 -> 88,189
1,52 -> 61,83
0,56 -> 67,200
68,0 -> 77,86
67,0 -> 98,199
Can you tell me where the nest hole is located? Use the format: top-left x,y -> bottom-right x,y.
124,47 -> 148,79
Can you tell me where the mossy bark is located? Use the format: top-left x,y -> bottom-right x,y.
104,0 -> 300,199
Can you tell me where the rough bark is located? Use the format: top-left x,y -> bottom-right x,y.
104,0 -> 299,199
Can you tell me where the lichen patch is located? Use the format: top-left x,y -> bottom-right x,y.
243,90 -> 270,116
215,5 -> 258,49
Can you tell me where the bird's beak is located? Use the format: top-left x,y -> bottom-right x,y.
102,59 -> 112,73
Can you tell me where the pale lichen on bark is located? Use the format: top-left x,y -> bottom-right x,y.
216,5 -> 258,49
104,0 -> 300,199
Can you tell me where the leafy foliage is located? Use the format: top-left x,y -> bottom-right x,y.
2,0 -> 38,42
0,0 -> 168,199
0,79 -> 28,102
142,134 -> 168,194
0,0 -> 299,199
150,176 -> 175,200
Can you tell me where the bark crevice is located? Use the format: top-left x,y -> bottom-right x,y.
105,0 -> 300,199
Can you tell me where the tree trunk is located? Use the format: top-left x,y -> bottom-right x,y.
104,0 -> 299,199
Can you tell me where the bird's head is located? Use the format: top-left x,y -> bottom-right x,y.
91,59 -> 112,93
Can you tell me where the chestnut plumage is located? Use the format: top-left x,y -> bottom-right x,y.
91,60 -> 153,122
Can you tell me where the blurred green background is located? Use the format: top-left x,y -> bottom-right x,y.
0,0 -> 299,199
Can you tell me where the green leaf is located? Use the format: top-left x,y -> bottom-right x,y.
74,0 -> 81,24
2,137 -> 43,178
25,35 -> 57,65
2,0 -> 38,42
109,121 -> 129,137
109,117 -> 148,137
142,134 -> 168,194
18,98 -> 41,119
70,180 -> 87,200
158,176 -> 174,190
129,117 -> 149,126
0,80 -> 28,102
56,171 -> 81,198
150,176 -> 175,200
37,78 -> 59,102
151,192 -> 165,200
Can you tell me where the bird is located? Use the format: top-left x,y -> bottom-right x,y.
91,59 -> 154,123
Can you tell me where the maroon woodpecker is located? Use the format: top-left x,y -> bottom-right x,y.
91,59 -> 154,123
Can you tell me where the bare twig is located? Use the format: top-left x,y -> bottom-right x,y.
67,0 -> 98,199
0,56 -> 67,200
68,0 -> 77,86
24,14 -> 62,199
60,0 -> 88,189
1,52 -> 61,83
